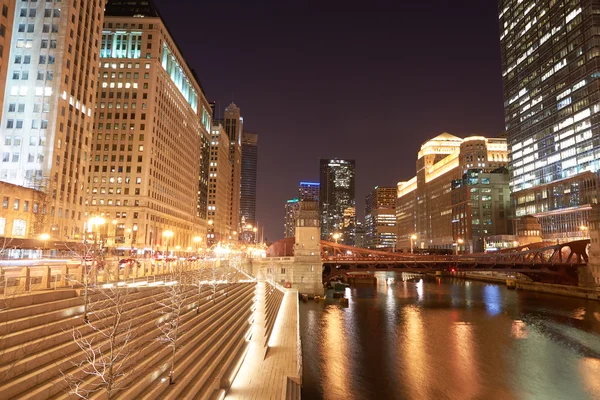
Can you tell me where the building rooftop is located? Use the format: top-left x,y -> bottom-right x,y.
105,0 -> 160,17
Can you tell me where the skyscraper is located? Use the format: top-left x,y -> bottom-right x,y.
298,181 -> 319,202
0,0 -> 105,240
0,0 -> 15,124
365,186 -> 396,249
222,103 -> 242,236
499,1 -> 600,240
284,198 -> 299,238
319,159 -> 356,244
208,124 -> 232,245
240,131 -> 258,236
90,0 -> 213,252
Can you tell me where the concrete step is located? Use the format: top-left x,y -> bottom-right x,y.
0,290 -> 79,323
62,283 -> 253,400
117,283 -> 255,400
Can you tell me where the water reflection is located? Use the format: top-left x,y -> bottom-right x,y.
300,276 -> 600,400
320,307 -> 352,400
400,306 -> 428,400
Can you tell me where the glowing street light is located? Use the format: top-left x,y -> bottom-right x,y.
456,238 -> 464,255
580,225 -> 589,237
163,230 -> 174,257
332,232 -> 340,244
39,233 -> 50,241
410,234 -> 417,254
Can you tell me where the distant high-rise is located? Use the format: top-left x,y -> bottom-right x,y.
365,186 -> 396,249
298,181 -> 319,202
499,1 -> 600,240
0,0 -> 105,240
208,124 -> 232,245
284,198 -> 299,238
223,103 -> 242,235
240,131 -> 258,230
319,159 -> 356,245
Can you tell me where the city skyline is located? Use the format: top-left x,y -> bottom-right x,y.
152,0 -> 505,241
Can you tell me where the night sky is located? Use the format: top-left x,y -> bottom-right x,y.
154,0 -> 506,242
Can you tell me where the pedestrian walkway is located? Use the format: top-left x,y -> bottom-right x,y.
226,281 -> 300,400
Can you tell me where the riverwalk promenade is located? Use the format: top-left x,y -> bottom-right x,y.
227,281 -> 301,400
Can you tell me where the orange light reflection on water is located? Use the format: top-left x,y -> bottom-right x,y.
321,307 -> 352,400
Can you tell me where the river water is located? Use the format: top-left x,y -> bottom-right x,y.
299,274 -> 600,400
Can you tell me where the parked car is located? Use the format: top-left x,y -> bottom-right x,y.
118,258 -> 141,268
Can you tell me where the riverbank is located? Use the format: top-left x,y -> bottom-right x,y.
448,272 -> 600,301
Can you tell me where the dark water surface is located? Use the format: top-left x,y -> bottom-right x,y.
299,274 -> 600,400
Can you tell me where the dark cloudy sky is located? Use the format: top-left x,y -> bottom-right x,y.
154,0 -> 506,242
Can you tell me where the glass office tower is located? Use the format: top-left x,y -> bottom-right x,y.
499,0 -> 600,240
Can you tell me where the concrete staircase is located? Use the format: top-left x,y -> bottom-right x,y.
264,282 -> 285,347
0,273 -> 257,400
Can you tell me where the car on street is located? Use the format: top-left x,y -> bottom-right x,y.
118,258 -> 141,268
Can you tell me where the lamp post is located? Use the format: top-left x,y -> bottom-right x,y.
39,233 -> 50,258
456,238 -> 464,256
193,236 -> 202,253
85,216 -> 105,323
163,230 -> 174,259
580,225 -> 589,238
253,227 -> 257,244
332,233 -> 340,244
410,234 -> 417,254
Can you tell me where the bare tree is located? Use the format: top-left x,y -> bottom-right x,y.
63,285 -> 134,399
154,264 -> 192,384
64,239 -> 97,323
194,259 -> 208,314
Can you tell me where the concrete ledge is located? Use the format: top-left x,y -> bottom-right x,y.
516,281 -> 600,301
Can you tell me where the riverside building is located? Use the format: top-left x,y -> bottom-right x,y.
396,133 -> 508,251
88,0 -> 212,252
0,0 -> 105,240
499,0 -> 600,241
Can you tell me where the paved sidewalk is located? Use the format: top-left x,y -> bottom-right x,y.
226,281 -> 299,400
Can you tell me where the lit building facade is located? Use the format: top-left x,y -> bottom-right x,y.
0,0 -> 15,124
298,181 -> 319,201
0,0 -> 105,241
240,130 -> 257,242
319,158 -> 356,245
396,134 -> 508,251
207,124 -> 232,245
284,198 -> 299,238
222,103 -> 242,235
499,0 -> 600,241
451,168 -> 512,253
89,1 -> 212,252
365,186 -> 396,249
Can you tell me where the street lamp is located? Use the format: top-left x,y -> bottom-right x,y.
410,234 -> 417,254
39,233 -> 50,258
332,233 -> 340,244
163,230 -> 174,258
456,238 -> 464,256
253,227 -> 257,244
580,225 -> 589,238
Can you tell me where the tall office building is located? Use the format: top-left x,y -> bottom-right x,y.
207,124 -> 232,245
365,186 -> 396,249
240,130 -> 258,231
0,0 -> 105,240
396,134 -> 508,251
499,1 -> 600,240
284,198 -> 299,238
89,0 -> 212,252
222,102 -> 242,236
0,0 -> 15,124
298,181 -> 319,201
319,159 -> 356,244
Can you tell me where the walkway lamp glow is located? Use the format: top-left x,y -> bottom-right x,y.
332,233 -> 340,244
163,230 -> 174,257
456,238 -> 464,255
410,234 -> 417,254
